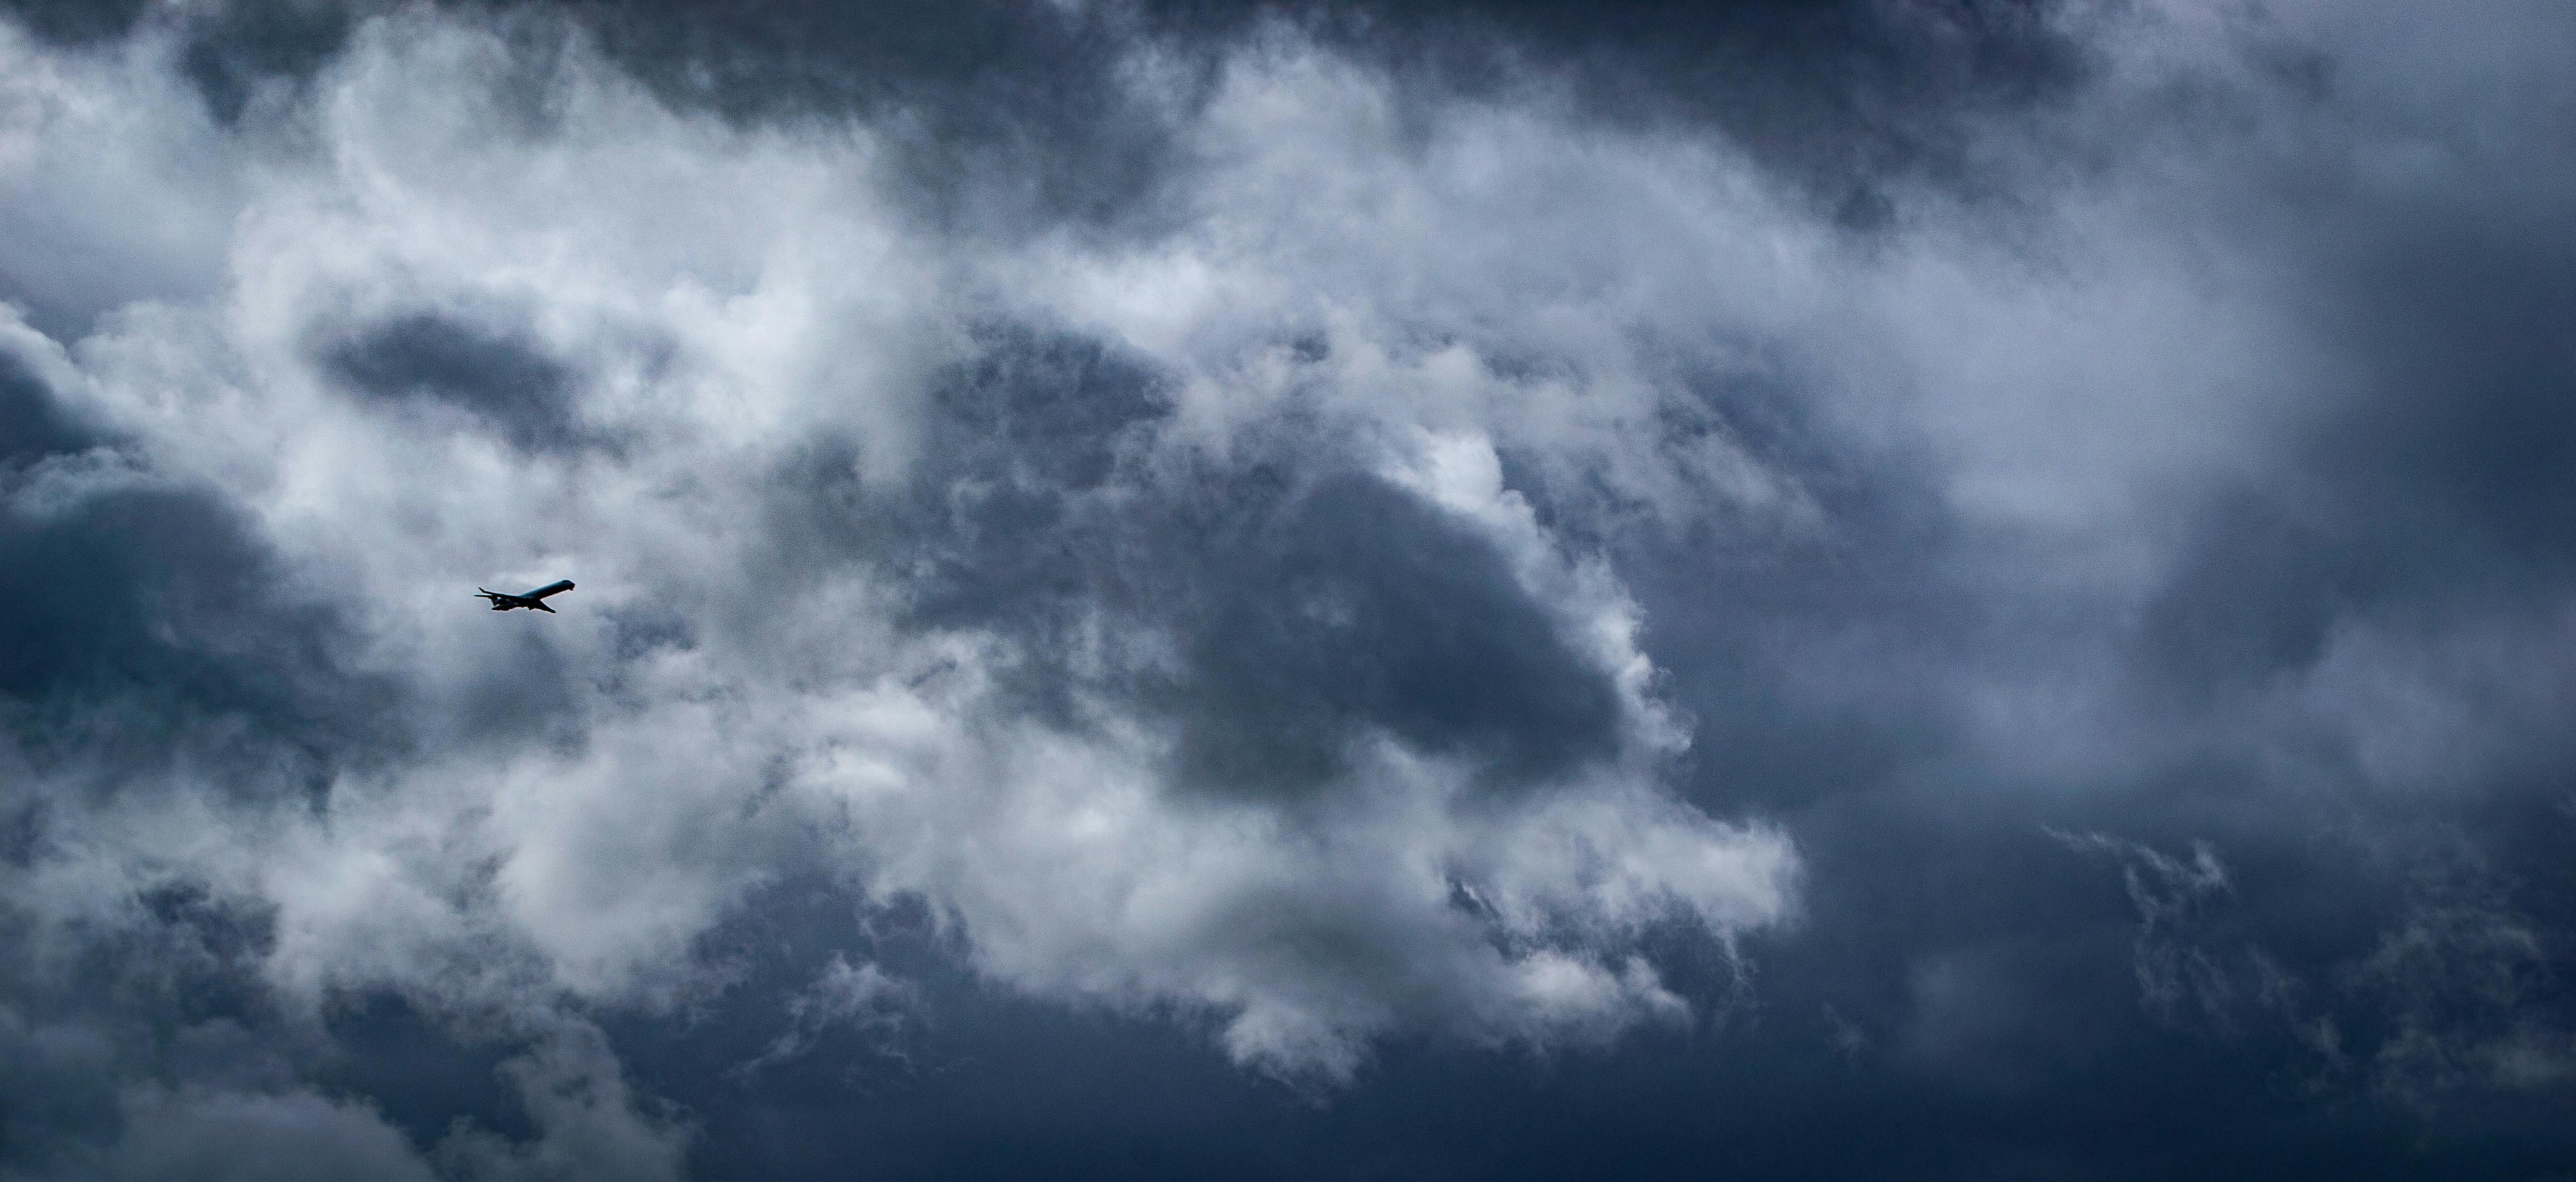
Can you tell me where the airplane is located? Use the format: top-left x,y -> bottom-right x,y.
476,580 -> 575,613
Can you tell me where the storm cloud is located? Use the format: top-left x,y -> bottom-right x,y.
1,1 -> 2572,1178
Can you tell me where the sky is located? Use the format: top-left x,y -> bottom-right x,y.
1,1 -> 2572,1178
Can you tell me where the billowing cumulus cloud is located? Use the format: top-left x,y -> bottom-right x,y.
2,1 -> 2573,1179
8,0 -> 1797,1133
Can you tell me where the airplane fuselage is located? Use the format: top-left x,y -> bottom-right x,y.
477,580 -> 575,613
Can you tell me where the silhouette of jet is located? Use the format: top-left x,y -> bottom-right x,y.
476,580 -> 575,613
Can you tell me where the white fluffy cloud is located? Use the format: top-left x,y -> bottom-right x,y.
18,0 -> 2536,1132
5,1 -> 2573,1176
1,6 -> 1819,1093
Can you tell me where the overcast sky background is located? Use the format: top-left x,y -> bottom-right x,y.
1,1 -> 2572,1178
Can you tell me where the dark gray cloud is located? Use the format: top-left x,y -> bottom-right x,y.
2,1 -> 2573,1179
0,0 -> 154,44
1144,471 -> 1627,796
0,341 -> 392,777
0,0 -> 352,127
835,333 -> 1628,799
0,350 -> 90,463
178,0 -> 354,125
1214,0 -> 2091,223
321,312 -> 585,454
500,0 -> 1207,238
549,0 -> 2095,226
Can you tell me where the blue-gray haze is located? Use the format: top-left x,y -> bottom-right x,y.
1,2 -> 2571,1179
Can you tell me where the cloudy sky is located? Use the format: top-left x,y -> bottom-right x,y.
2,1 -> 2572,1178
